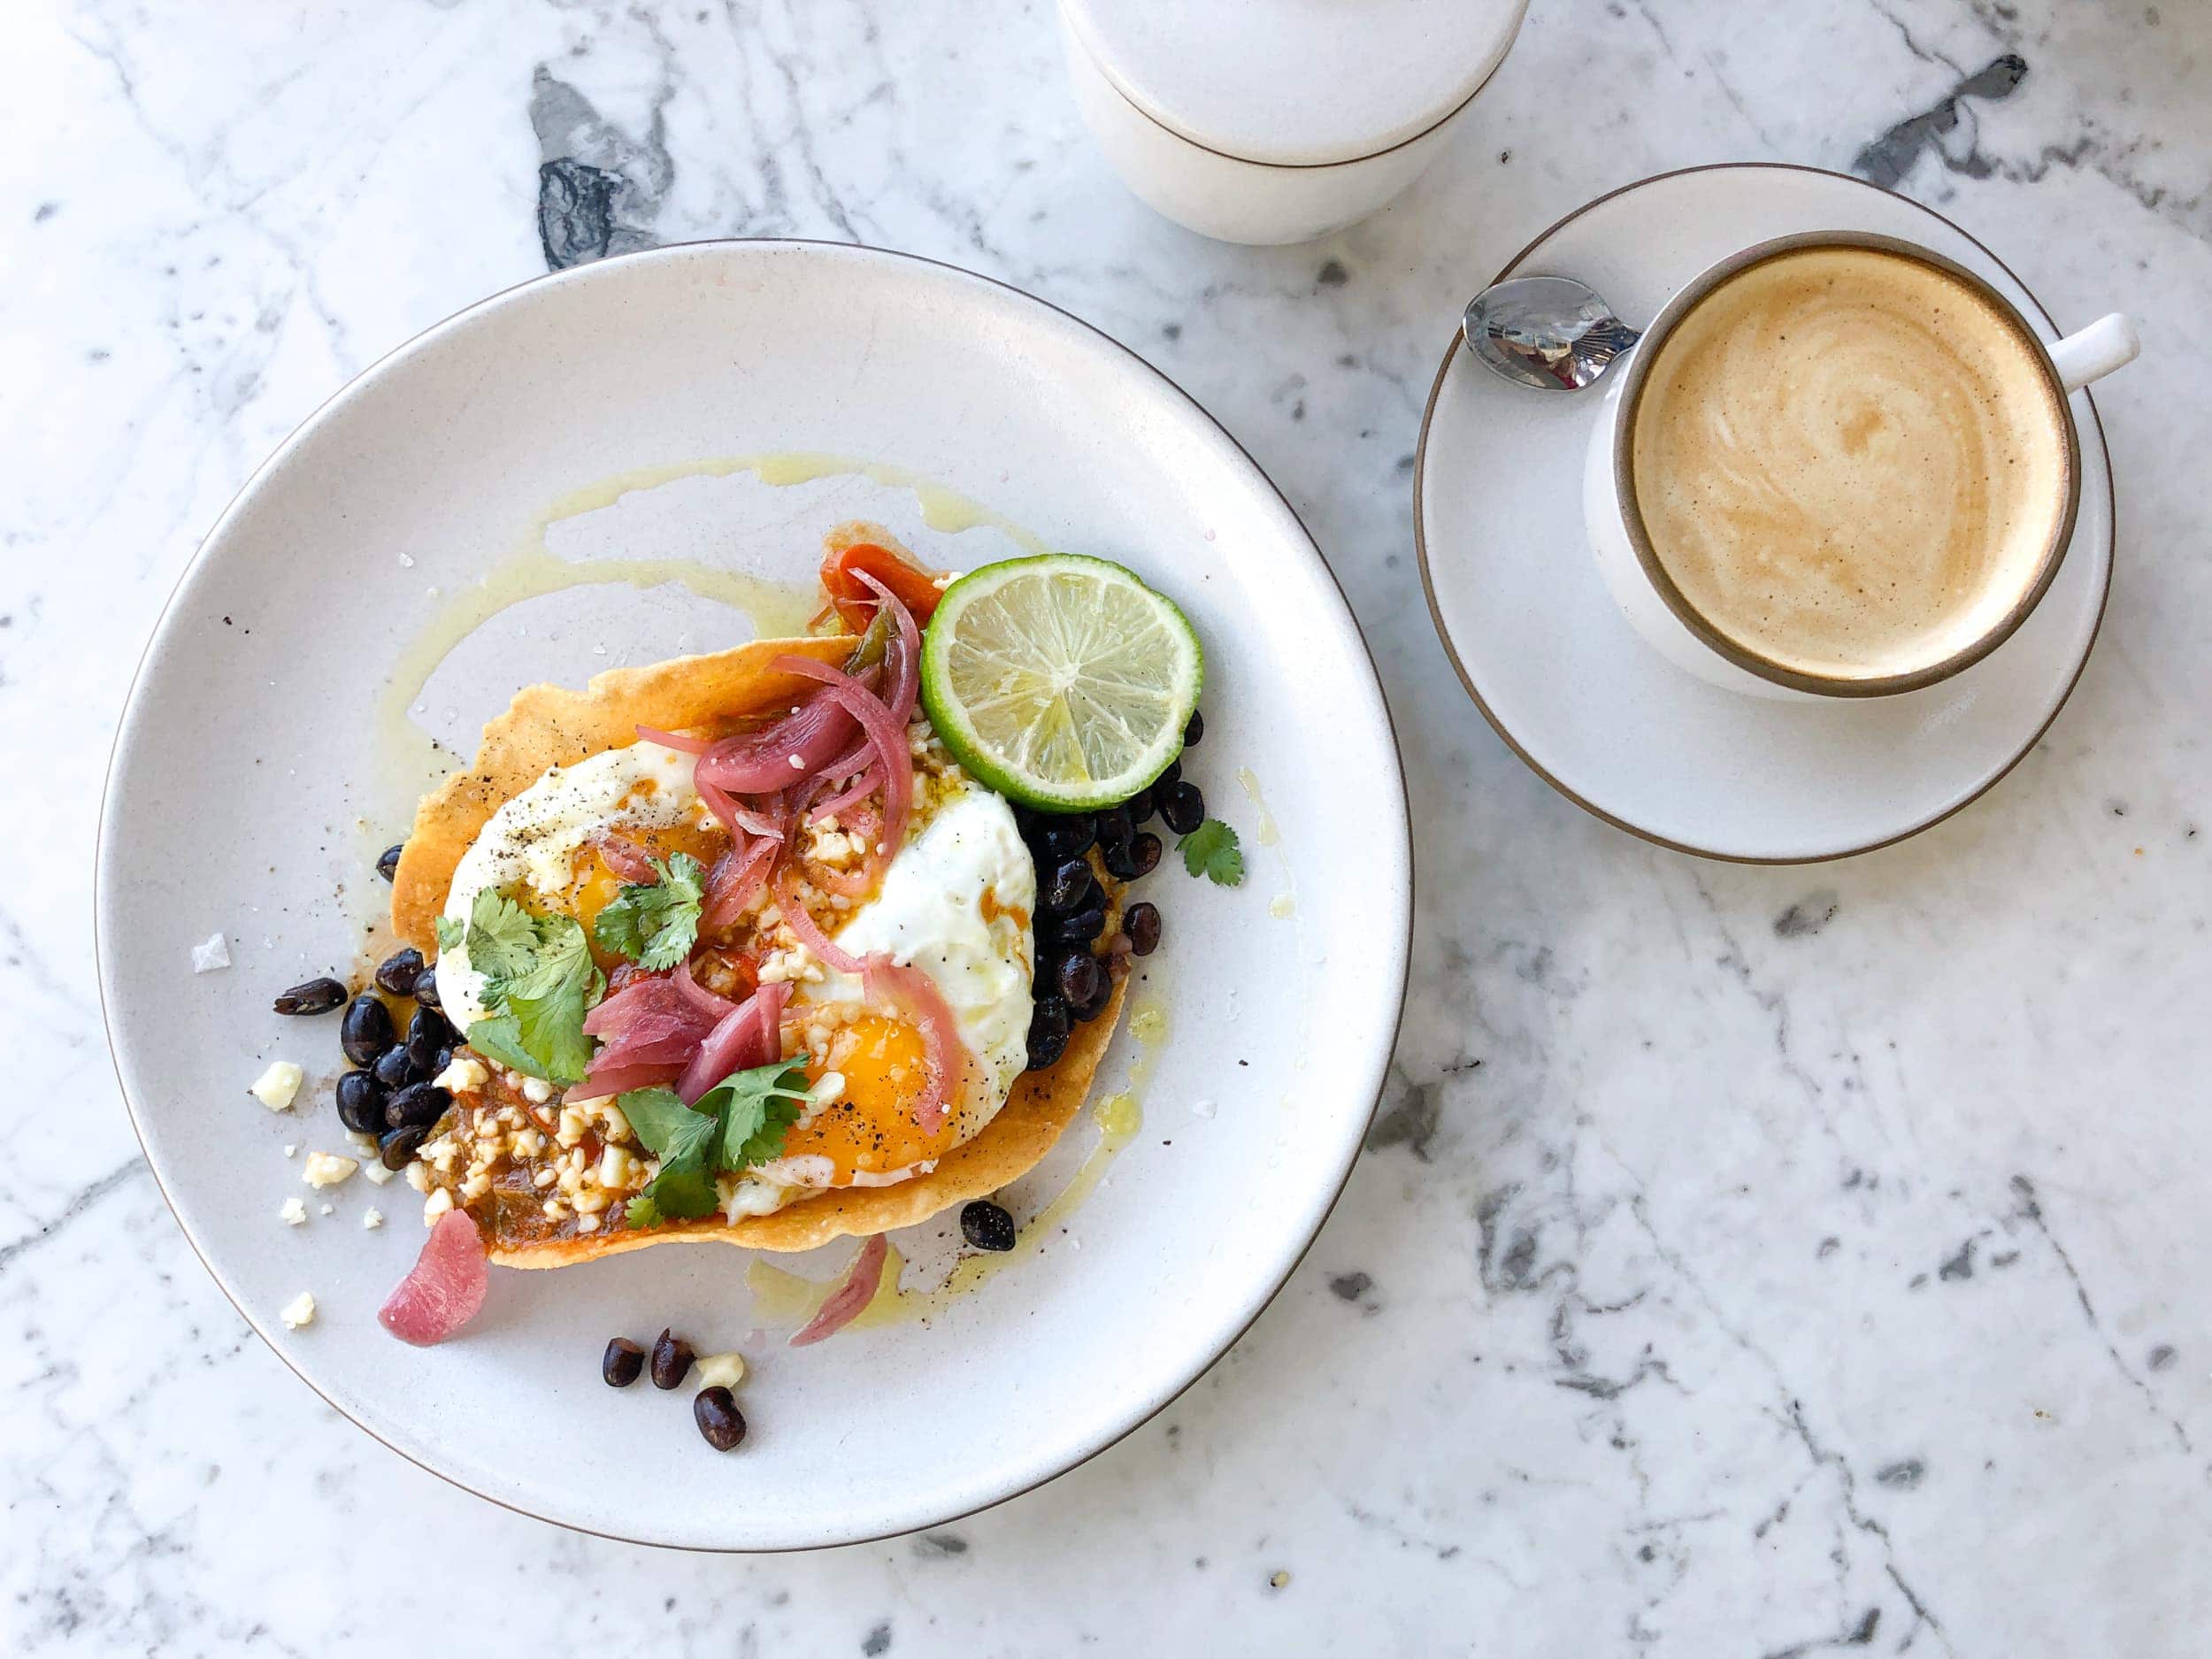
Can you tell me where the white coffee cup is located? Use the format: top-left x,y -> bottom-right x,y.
1582,230 -> 2139,702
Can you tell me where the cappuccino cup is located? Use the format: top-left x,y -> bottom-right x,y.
1582,231 -> 2138,700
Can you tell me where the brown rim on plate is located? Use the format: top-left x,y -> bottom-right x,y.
94,236 -> 1416,1553
1412,161 -> 2116,865
1063,0 -> 1525,173
1611,229 -> 2085,698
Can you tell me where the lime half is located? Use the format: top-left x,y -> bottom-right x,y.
919,555 -> 1202,812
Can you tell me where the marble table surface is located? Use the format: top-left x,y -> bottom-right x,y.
6,0 -> 2208,1652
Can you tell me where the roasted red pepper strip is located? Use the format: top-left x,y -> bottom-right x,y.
819,541 -> 943,632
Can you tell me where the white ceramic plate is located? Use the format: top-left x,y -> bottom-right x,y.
1416,165 -> 2115,862
96,242 -> 1409,1549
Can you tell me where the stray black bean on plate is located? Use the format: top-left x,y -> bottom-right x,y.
602,1338 -> 645,1387
651,1328 -> 694,1390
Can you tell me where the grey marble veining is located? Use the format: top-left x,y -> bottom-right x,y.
4,0 -> 2208,1652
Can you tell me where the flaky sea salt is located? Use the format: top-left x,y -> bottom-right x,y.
190,933 -> 231,972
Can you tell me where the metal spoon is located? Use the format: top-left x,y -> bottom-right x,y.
1461,275 -> 1641,391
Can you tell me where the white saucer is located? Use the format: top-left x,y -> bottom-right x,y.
1415,164 -> 2114,863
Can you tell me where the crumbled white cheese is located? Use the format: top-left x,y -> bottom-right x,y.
810,1071 -> 847,1109
279,1196 -> 308,1226
279,1291 -> 316,1330
434,1056 -> 489,1094
302,1151 -> 358,1188
362,1207 -> 384,1230
282,1144 -> 298,1158
520,1076 -> 554,1105
250,1061 -> 304,1112
190,932 -> 231,972
362,1158 -> 396,1186
695,1352 -> 748,1388
422,1187 -> 454,1224
398,552 -> 415,567
319,1202 -> 334,1216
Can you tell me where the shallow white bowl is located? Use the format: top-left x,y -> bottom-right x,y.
96,242 -> 1409,1548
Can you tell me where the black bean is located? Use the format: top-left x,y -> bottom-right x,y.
1155,757 -> 1182,792
1182,709 -> 1203,748
1026,996 -> 1071,1071
405,1006 -> 453,1072
1101,831 -> 1151,880
1126,786 -> 1156,826
372,1046 -> 422,1089
651,1328 -> 694,1390
1037,813 -> 1096,862
432,1045 -> 454,1078
383,1080 -> 450,1132
1044,858 -> 1096,915
376,843 -> 405,882
602,1338 -> 645,1387
1057,953 -> 1105,1009
1071,974 -> 1113,1021
960,1199 -> 1018,1253
1159,780 -> 1206,836
411,966 -> 443,1010
373,948 -> 426,997
335,1070 -> 388,1135
1125,901 -> 1162,956
379,1122 -> 431,1171
273,977 -> 347,1017
1044,904 -> 1105,945
340,994 -> 395,1065
1094,803 -> 1133,853
694,1386 -> 747,1451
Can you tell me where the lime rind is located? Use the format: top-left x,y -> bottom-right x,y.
919,554 -> 1202,812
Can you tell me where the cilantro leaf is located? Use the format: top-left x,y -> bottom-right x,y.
500,914 -> 600,1084
434,915 -> 465,953
700,1057 -> 813,1171
613,1058 -> 813,1228
463,887 -> 541,999
617,1085 -> 723,1221
1176,818 -> 1245,887
455,894 -> 602,1084
591,852 -> 706,971
465,1015 -> 540,1079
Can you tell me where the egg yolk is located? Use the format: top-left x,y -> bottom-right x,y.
561,818 -> 730,969
788,1015 -> 963,1178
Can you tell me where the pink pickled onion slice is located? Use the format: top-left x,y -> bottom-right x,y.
808,764 -> 883,827
850,571 -> 920,726
772,859 -> 866,974
634,725 -> 712,755
672,956 -> 739,1022
789,1234 -> 889,1348
695,694 -> 858,795
772,656 -> 913,860
861,955 -> 972,1136
677,981 -> 790,1104
702,836 -> 779,936
378,1210 -> 489,1347
591,833 -> 660,884
696,777 -> 743,839
731,804 -> 787,841
572,971 -> 734,1101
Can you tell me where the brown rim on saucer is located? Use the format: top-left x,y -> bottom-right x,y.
1412,162 -> 2117,865
1610,227 -> 2085,698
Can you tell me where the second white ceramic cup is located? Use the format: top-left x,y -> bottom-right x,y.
1582,230 -> 2140,702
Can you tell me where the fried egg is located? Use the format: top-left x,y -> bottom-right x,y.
435,741 -> 714,1031
729,787 -> 1035,1213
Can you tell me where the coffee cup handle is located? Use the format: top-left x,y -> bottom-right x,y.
2047,313 -> 2139,393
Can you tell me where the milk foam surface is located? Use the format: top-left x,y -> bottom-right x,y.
1628,247 -> 2069,680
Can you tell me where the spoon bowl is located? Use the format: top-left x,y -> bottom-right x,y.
1461,274 -> 1641,391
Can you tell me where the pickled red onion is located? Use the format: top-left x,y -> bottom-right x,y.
788,1234 -> 889,1348
772,655 -> 912,859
